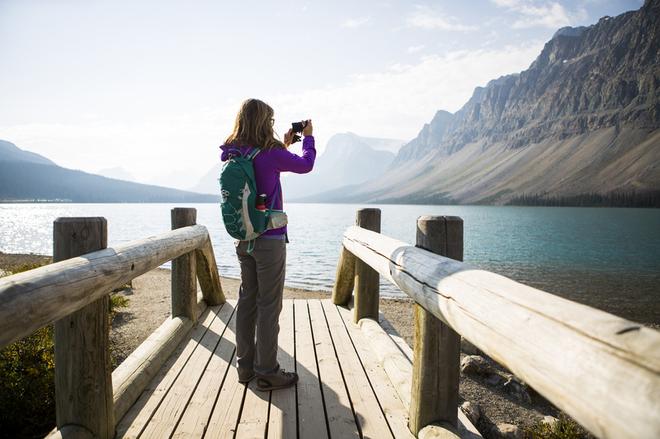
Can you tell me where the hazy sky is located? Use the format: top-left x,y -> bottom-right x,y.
0,0 -> 643,189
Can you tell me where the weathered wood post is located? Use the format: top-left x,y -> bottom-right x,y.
53,217 -> 114,438
409,216 -> 463,436
353,208 -> 381,323
171,208 -> 198,323
331,245 -> 356,306
195,237 -> 225,306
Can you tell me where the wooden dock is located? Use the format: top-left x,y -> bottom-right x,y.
0,207 -> 658,439
115,299 -> 418,439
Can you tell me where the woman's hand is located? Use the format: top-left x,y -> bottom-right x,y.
284,128 -> 294,147
303,119 -> 313,136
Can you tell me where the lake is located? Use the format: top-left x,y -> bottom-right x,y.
1,203 -> 658,324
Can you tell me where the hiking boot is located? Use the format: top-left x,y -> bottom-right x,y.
238,368 -> 255,384
255,368 -> 298,391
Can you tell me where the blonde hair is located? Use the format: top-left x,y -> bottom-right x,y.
225,99 -> 285,150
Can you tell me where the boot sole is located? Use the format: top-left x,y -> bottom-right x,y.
255,377 -> 299,391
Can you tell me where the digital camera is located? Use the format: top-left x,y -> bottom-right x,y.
290,120 -> 309,144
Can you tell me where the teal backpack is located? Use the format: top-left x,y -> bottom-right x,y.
219,147 -> 287,245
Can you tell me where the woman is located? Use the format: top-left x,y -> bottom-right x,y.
220,98 -> 315,391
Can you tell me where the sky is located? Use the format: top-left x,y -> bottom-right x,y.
0,0 -> 644,190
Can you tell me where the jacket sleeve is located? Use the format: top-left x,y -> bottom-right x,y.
274,136 -> 316,174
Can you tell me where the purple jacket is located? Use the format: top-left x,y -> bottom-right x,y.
220,135 -> 316,236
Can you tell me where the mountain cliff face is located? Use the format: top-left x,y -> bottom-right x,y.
401,0 -> 659,160
335,0 -> 660,206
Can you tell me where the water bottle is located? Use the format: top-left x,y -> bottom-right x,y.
256,194 -> 267,211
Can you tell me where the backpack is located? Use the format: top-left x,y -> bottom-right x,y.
219,147 -> 287,243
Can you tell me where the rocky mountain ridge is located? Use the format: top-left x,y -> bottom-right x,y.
398,0 -> 658,163
326,0 -> 659,206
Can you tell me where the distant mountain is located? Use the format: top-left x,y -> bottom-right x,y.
0,140 -> 56,166
321,0 -> 660,207
191,163 -> 222,195
284,133 -> 402,201
0,140 -> 217,202
96,166 -> 136,183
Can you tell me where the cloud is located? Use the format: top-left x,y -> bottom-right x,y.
491,0 -> 588,29
0,43 -> 544,188
407,44 -> 426,53
341,17 -> 370,28
406,5 -> 477,32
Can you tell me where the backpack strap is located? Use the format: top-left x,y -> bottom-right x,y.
245,147 -> 260,161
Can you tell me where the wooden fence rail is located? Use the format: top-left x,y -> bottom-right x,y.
335,214 -> 660,439
0,208 -> 224,439
0,222 -> 222,347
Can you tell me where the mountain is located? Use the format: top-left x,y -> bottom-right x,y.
0,140 -> 56,166
191,163 -> 222,195
0,141 -> 217,202
284,133 -> 401,201
324,0 -> 660,207
96,166 -> 136,182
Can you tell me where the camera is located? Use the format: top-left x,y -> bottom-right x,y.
290,120 -> 308,144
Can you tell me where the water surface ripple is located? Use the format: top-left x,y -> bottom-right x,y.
1,203 -> 658,323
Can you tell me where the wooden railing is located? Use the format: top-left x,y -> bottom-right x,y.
0,208 -> 224,439
332,208 -> 660,439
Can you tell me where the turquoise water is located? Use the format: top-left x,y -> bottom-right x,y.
1,203 -> 658,323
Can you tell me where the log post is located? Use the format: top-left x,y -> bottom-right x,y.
353,208 -> 381,323
195,237 -> 225,305
53,217 -> 114,439
409,216 -> 463,435
171,208 -> 197,323
331,246 -> 356,305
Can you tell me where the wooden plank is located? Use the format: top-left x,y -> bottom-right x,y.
331,245 -> 356,305
342,225 -> 660,439
308,300 -> 360,437
322,301 -> 392,439
139,303 -> 234,439
204,359 -> 248,438
353,208 -> 380,322
113,316 -> 194,423
379,314 -> 412,362
234,380 -> 271,438
410,216 -> 462,433
295,300 -> 329,439
331,301 -> 415,439
267,299 -> 297,439
0,224 -> 212,348
53,217 -> 114,439
358,319 -> 413,408
171,208 -> 198,323
170,301 -> 238,438
115,305 -> 220,438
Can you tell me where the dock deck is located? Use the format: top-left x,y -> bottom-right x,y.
115,299 -> 416,439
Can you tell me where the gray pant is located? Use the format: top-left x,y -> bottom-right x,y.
235,237 -> 286,375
